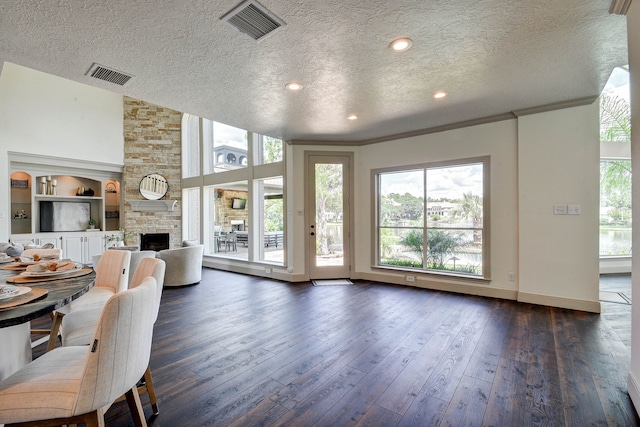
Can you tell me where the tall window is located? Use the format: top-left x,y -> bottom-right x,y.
182,114 -> 201,178
182,113 -> 285,266
182,187 -> 200,242
257,177 -> 284,263
600,159 -> 631,256
375,158 -> 488,278
258,135 -> 283,164
600,66 -> 631,257
204,121 -> 248,174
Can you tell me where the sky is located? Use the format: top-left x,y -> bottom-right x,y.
602,66 -> 629,102
213,121 -> 247,149
380,163 -> 483,200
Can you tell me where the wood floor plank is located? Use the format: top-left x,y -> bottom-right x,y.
419,299 -> 493,402
26,269 -> 637,426
483,357 -> 528,427
397,392 -> 449,427
553,314 -> 610,426
354,404 -> 402,427
593,375 -> 640,427
314,346 -> 417,426
439,375 -> 491,427
376,328 -> 460,415
271,366 -> 366,426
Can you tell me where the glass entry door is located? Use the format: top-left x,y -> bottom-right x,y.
306,153 -> 352,280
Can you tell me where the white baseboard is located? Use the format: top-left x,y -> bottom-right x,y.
600,257 -> 632,274
517,291 -> 601,313
354,271 -> 518,301
628,372 -> 640,416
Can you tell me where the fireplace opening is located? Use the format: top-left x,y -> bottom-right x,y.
140,233 -> 170,251
230,220 -> 245,231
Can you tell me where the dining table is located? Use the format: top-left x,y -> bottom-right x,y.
0,262 -> 96,381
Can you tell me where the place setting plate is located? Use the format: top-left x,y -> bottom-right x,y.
20,262 -> 83,277
0,285 -> 31,301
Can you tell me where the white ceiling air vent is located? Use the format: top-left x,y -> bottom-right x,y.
86,63 -> 134,86
221,0 -> 286,41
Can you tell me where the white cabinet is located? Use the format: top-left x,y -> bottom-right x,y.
10,233 -> 61,249
61,233 -> 104,263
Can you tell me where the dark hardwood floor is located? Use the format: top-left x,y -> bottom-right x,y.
32,270 -> 639,426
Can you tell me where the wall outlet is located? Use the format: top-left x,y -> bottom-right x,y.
406,275 -> 415,282
567,204 -> 581,215
508,272 -> 515,282
553,205 -> 567,215
265,268 -> 272,274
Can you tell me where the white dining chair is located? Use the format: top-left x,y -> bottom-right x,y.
60,257 -> 166,414
0,276 -> 159,427
46,249 -> 131,351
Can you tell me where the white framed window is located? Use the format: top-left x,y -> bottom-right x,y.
375,157 -> 489,278
182,114 -> 285,266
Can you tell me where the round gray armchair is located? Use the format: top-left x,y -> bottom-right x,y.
156,244 -> 204,287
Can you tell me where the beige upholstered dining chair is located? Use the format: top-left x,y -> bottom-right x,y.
47,249 -> 131,351
60,257 -> 166,415
0,276 -> 159,427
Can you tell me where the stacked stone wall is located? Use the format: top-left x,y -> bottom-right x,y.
123,97 -> 182,248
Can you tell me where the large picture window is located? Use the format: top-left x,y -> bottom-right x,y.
182,113 -> 285,266
375,158 -> 488,278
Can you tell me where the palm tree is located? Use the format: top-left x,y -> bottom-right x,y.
454,193 -> 482,242
599,93 -> 632,229
600,93 -> 630,142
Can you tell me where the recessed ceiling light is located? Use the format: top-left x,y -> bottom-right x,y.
390,38 -> 412,52
433,91 -> 447,99
347,114 -> 358,120
285,81 -> 303,91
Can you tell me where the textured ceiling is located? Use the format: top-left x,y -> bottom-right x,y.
0,0 -> 629,143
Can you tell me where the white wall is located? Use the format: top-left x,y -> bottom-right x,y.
354,120 -> 519,300
627,0 -> 640,413
518,104 -> 601,312
285,104 -> 599,311
0,62 -> 601,314
0,63 -> 124,240
287,106 -> 599,311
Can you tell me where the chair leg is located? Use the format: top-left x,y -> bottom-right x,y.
46,312 -> 64,351
5,408 -> 105,427
125,386 -> 148,427
143,364 -> 159,415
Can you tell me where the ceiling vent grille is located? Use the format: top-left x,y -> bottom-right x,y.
86,63 -> 134,86
221,0 -> 286,41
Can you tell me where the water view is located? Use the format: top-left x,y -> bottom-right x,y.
600,228 -> 631,256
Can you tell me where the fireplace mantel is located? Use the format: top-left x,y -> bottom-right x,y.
127,200 -> 177,212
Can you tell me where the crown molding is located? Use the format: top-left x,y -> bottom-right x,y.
287,96 -> 597,147
610,0 -> 633,15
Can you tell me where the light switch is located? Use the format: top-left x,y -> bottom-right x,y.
568,204 -> 581,215
553,205 -> 567,215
